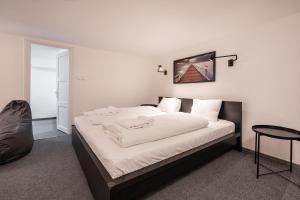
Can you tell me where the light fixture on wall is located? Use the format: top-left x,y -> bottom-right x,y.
210,54 -> 238,67
157,65 -> 167,75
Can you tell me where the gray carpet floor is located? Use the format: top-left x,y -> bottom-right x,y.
33,119 -> 65,140
0,135 -> 300,200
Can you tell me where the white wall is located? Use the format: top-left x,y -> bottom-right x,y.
153,13 -> 300,164
30,59 -> 57,119
0,33 -> 24,108
72,46 -> 156,116
0,32 -> 156,120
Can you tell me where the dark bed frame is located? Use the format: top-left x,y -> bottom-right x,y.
72,97 -> 242,200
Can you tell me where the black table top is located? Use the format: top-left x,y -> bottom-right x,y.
252,125 -> 300,140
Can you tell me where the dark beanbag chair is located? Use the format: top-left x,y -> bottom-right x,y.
0,100 -> 33,164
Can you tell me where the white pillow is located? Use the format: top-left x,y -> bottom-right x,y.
158,98 -> 181,113
191,99 -> 222,121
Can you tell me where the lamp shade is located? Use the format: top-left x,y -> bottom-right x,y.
158,65 -> 163,72
157,65 -> 167,75
228,59 -> 234,66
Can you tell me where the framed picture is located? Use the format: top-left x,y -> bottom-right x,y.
173,51 -> 216,84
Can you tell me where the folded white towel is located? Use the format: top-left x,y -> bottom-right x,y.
116,116 -> 154,129
94,106 -> 119,116
83,106 -> 120,125
103,112 -> 209,147
84,106 -> 119,116
83,106 -> 163,126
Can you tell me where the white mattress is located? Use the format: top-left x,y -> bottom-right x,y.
74,116 -> 235,179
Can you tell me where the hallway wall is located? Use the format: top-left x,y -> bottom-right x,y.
30,44 -> 65,119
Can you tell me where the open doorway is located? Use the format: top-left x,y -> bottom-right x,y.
30,43 -> 70,140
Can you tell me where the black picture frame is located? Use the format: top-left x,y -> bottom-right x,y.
173,51 -> 216,84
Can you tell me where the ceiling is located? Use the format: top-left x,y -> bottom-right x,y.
0,0 -> 300,57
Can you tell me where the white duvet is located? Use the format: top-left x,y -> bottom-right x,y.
74,116 -> 235,179
103,112 -> 209,147
84,106 -> 163,125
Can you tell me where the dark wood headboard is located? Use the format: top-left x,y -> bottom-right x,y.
158,97 -> 242,133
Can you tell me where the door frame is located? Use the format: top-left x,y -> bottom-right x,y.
24,39 -> 73,134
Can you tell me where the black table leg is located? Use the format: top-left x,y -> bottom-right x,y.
290,140 -> 293,172
256,134 -> 260,179
255,132 -> 257,164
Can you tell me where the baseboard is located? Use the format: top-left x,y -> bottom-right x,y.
242,147 -> 300,170
32,117 -> 56,121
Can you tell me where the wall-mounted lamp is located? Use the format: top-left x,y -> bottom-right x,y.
213,54 -> 238,67
157,65 -> 167,75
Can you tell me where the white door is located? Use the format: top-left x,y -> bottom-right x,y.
57,51 -> 70,133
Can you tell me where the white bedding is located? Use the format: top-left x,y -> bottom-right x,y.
116,116 -> 154,129
74,115 -> 235,179
104,113 -> 209,147
84,106 -> 163,125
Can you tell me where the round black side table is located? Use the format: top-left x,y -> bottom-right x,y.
252,125 -> 300,187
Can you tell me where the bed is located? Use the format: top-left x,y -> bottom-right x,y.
72,97 -> 242,200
